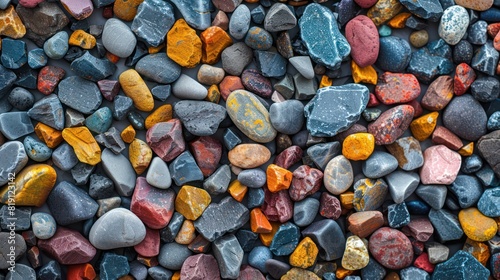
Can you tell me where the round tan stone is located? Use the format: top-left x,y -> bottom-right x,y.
228,144 -> 271,169
342,235 -> 370,270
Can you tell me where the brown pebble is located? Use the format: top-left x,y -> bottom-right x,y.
409,30 -> 429,48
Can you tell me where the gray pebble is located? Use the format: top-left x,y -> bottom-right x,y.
31,212 -> 57,240
58,76 -> 103,115
51,143 -> 78,171
23,135 -> 52,162
43,31 -> 69,59
102,18 -> 137,58
229,4 -> 251,40
468,20 -> 488,45
172,74 -> 207,100
95,127 -> 126,155
0,112 -> 34,140
289,56 -> 315,79
362,151 -> 398,178
269,100 -> 304,135
443,94 -> 488,141
448,175 -> 483,208
221,42 -> 253,76
461,154 -> 483,174
65,108 -> 85,128
293,197 -> 319,227
27,94 -> 64,130
264,3 -> 297,32
471,76 -> 500,102
112,95 -> 134,121
146,157 -> 172,189
238,168 -> 266,188
0,206 -> 30,231
148,266 -> 173,280
415,184 -> 447,209
136,53 -> 181,84
0,141 -> 28,185
158,243 -> 192,270
212,234 -> 244,279
101,148 -> 137,196
428,209 -> 463,242
71,162 -> 95,185
174,100 -> 226,136
386,171 -> 420,204
47,181 -> 98,226
8,87 -> 34,110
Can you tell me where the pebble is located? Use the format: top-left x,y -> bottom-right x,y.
362,151 -> 398,178
175,100 -> 226,136
51,143 -> 78,171
169,151 -> 204,185
353,178 -> 388,211
443,94 -> 488,141
342,133 -> 375,161
172,74 -> 207,100
293,198 -> 319,227
408,39 -> 454,83
38,227 -> 96,265
261,188 -> 293,223
268,100 -> 304,135
221,42 -> 253,76
43,31 -> 68,59
433,250 -> 490,279
369,227 -> 413,269
388,202 -> 411,228
135,53 -> 181,84
471,76 -> 500,102
254,50 -> 287,78
289,236 -> 318,269
307,141 -> 341,170
102,18 -> 136,57
471,41 -> 499,76
368,105 -> 414,145
159,242 -> 192,270
468,20 -> 488,45
30,212 -> 56,240
229,4 -> 250,40
477,130 -> 500,177
375,72 -> 420,105
421,75 -> 454,110
131,0 -> 174,47
420,145 -> 461,185
428,209 -> 464,242
406,218 -> 434,242
47,181 -> 98,226
345,15 -> 379,67
1,38 -> 27,69
0,111 -> 34,140
459,207 -> 498,242
302,219 -> 345,261
415,184 -> 447,209
376,36 -> 411,72
8,87 -> 33,111
342,235 -> 370,270
58,76 -> 103,115
439,5 -> 469,45
289,165 -> 323,201
410,30 -> 429,48
348,211 -> 384,238
386,171 -> 420,204
238,168 -> 266,189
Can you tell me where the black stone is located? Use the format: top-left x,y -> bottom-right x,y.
236,229 -> 259,252
160,212 -> 184,243
89,174 -> 116,199
70,162 -> 96,185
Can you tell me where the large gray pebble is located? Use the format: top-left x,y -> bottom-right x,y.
102,18 -> 137,58
174,100 -> 226,136
229,4 -> 250,40
269,100 -> 304,135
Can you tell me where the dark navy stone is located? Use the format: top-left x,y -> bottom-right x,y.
471,42 -> 499,76
93,0 -> 114,8
0,65 -> 17,97
151,85 -> 171,102
461,154 -> 483,174
471,76 -> 500,102
89,174 -> 115,200
47,181 -> 98,226
400,267 -> 430,280
8,87 -> 34,110
112,95 -> 133,121
407,39 -> 453,83
300,3 -> 350,70
406,200 -> 431,215
70,51 -> 117,82
100,253 -> 130,280
302,219 -> 345,261
0,205 -> 30,231
251,5 -> 266,24
223,128 -> 242,150
127,111 -> 145,130
168,151 -> 203,186
170,0 -> 212,30
488,98 -> 500,116
14,69 -> 37,89
1,38 -> 27,69
70,19 -> 89,31
269,222 -> 300,256
70,162 -> 95,185
305,84 -> 369,137
337,0 -> 357,26
160,212 -> 184,243
131,0 -> 175,47
361,258 -> 386,280
247,187 -> 265,208
58,76 -> 103,115
64,47 -> 85,63
388,202 -> 410,228
428,208 -> 463,242
400,0 -> 443,21
468,20 -> 488,45
478,187 -> 500,217
476,165 -> 499,186
433,250 -> 490,280
148,266 -> 173,280
248,246 -> 273,273
136,53 -> 181,84
27,48 -> 47,69
307,142 -> 341,170
236,229 -> 259,252
443,94 -> 488,141
27,94 -> 64,130
480,7 -> 500,22
125,41 -> 148,67
37,260 -> 61,280
254,50 -> 287,78
415,184 -> 447,210
406,15 -> 428,30
0,112 -> 34,140
377,36 -> 411,73
453,40 -> 474,65
265,259 -> 290,280
448,175 -> 483,208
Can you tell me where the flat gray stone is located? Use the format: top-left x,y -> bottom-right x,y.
47,181 -> 98,226
27,94 -> 64,130
146,157 -> 172,189
158,242 -> 192,270
51,143 -> 78,171
0,112 -> 34,140
362,151 -> 399,178
428,208 -> 463,242
269,100 -> 304,135
221,42 -> 253,76
95,127 -> 126,155
289,56 -> 315,79
238,168 -> 266,189
58,76 -> 102,115
386,171 -> 420,204
0,141 -> 28,185
203,164 -> 231,195
174,100 -> 226,136
102,18 -> 137,58
415,184 -> 447,209
131,0 -> 175,47
136,53 -> 181,84
101,148 -> 136,196
264,3 -> 297,32
212,234 -> 244,279
172,74 -> 208,100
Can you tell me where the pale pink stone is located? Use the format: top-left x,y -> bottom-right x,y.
404,218 -> 434,242
18,0 -> 44,8
420,145 -> 461,185
212,11 -> 229,31
60,0 -> 94,20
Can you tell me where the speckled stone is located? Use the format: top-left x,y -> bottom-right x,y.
27,94 -> 64,131
471,76 -> 500,102
102,18 -> 136,57
443,94 -> 488,141
31,212 -> 56,240
477,130 -> 500,178
438,5 -> 469,45
169,151 -> 204,185
453,40 -> 474,64
0,112 -> 34,140
136,53 -> 181,84
8,87 -> 34,111
23,136 -> 51,162
229,4 -> 250,40
174,100 -> 226,136
433,250 -> 490,279
131,0 -> 174,47
369,227 -> 413,269
58,76 -> 102,115
353,178 -> 389,211
70,51 -> 116,82
376,36 -> 411,72
468,20 -> 488,45
368,105 -> 415,145
471,41 -> 499,76
407,39 -> 454,83
478,187 -> 500,217
387,202 -> 410,228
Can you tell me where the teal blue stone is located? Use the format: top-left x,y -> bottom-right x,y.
23,136 -> 52,162
43,31 -> 69,60
27,48 -> 47,69
71,51 -> 117,82
387,202 -> 410,228
131,0 -> 175,47
478,187 -> 500,217
299,3 -> 350,70
170,0 -> 212,30
248,246 -> 272,273
406,200 -> 430,215
100,253 -> 130,280
269,222 -> 300,256
480,7 -> 500,22
169,151 -> 204,185
376,36 -> 411,72
378,25 -> 392,37
407,39 -> 453,84
251,5 -> 265,24
400,0 -> 443,21
223,128 -> 242,150
1,38 -> 27,69
236,229 -> 258,252
433,251 -> 490,280
85,107 -> 113,134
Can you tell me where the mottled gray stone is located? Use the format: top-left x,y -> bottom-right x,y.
158,243 -> 192,270
362,151 -> 399,178
443,94 -> 487,141
428,208 -> 464,242
415,184 -> 447,209
58,76 -> 102,115
307,142 -> 341,170
254,50 -> 287,78
136,53 -> 181,84
102,18 -> 137,58
47,181 -> 98,226
438,5 -> 469,45
468,20 -> 488,45
65,108 -> 85,128
264,3 -> 296,32
212,234 -> 244,279
238,168 -> 266,189
293,73 -> 318,100
0,112 -> 34,140
8,87 -> 34,110
471,76 -> 500,102
221,42 -> 253,76
471,41 -> 499,76
426,242 -> 449,264
229,4 -> 250,40
27,94 -> 64,130
43,31 -> 68,59
269,100 -> 304,135
95,127 -> 126,155
386,171 -> 420,204
174,100 -> 226,136
112,95 -> 133,121
31,212 -> 56,240
131,0 -> 175,47
448,175 -> 483,208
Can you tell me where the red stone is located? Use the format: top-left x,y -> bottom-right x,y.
368,227 -> 414,270
66,264 -> 96,280
375,72 -> 420,105
333,124 -> 367,143
367,93 -> 381,107
188,234 -> 211,253
411,239 -> 425,255
491,253 -> 500,279
102,6 -> 113,18
421,75 -> 454,111
405,99 -> 423,118
431,126 -> 463,150
97,79 -> 120,101
37,66 -> 66,95
345,15 -> 380,67
22,230 -> 37,246
347,211 -> 384,238
488,23 -> 500,38
219,75 -> 244,100
405,218 -> 434,242
454,63 -> 476,96
189,136 -> 222,177
131,177 -> 175,229
238,265 -> 266,280
27,246 -> 41,268
146,119 -> 186,162
367,105 -> 415,145
134,227 -> 160,257
261,187 -> 293,223
274,145 -> 303,169
288,165 -> 323,201
241,69 -> 273,98
181,254 -> 221,280
414,252 -> 435,273
38,227 -> 96,265
319,192 -> 342,219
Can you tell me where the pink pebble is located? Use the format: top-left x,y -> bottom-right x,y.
354,0 -> 378,8
18,0 -> 44,8
60,0 -> 94,20
420,145 -> 461,185
345,15 -> 379,67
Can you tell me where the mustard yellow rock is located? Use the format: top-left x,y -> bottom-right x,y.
0,6 -> 26,39
167,19 -> 202,68
69,30 -> 96,49
367,0 -> 403,26
62,127 -> 101,165
289,237 -> 319,269
351,61 -> 378,85
342,133 -> 375,161
175,185 -> 211,220
119,69 -> 155,112
129,138 -> 152,175
410,112 -> 439,141
144,104 -> 172,130
120,125 -> 136,144
459,142 -> 474,156
459,207 -> 498,242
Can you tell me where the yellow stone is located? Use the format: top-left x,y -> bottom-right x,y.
206,84 -> 221,103
410,112 -> 439,141
367,0 -> 404,26
463,238 -> 490,266
0,6 -> 26,39
336,267 -> 355,279
175,220 -> 196,245
342,235 -> 369,270
113,0 -> 144,21
175,185 -> 211,220
0,164 -> 57,207
129,138 -> 152,175
319,75 -> 333,88
62,127 -> 101,165
119,69 -> 155,112
121,125 -> 136,144
171,272 -> 180,280
351,61 -> 377,85
387,12 -> 412,28
259,221 -> 280,246
289,237 -> 319,269
167,19 -> 202,68
34,122 -> 63,149
340,192 -> 355,210
200,26 -> 233,64
228,180 -> 248,202
459,207 -> 498,242
148,44 -> 164,54
69,30 -> 96,49
459,142 -> 474,156
342,133 -> 375,161
145,104 -> 172,130
281,268 -> 321,280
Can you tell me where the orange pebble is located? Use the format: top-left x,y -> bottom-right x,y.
336,266 -> 355,279
266,164 -> 293,192
34,122 -> 63,149
250,208 -> 273,233
259,222 -> 281,246
106,52 -> 120,63
172,271 -> 181,280
144,104 -> 173,129
121,125 -> 136,144
148,44 -> 164,54
219,76 -> 244,100
200,26 -> 232,64
387,12 -> 412,29
113,0 -> 144,21
66,263 -> 96,280
228,180 -> 248,202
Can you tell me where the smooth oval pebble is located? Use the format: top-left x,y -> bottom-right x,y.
345,15 -> 379,67
438,5 -> 470,45
323,155 -> 353,195
369,227 -> 414,269
442,94 -> 487,141
31,212 -> 57,240
228,144 -> 271,169
269,100 -> 304,135
102,18 -> 137,58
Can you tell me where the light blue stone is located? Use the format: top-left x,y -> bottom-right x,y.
85,107 -> 113,134
248,246 -> 273,273
230,4 -> 251,40
476,165 -> 499,187
170,0 -> 212,30
269,222 -> 300,256
377,36 -> 411,73
299,3 -> 350,70
169,151 -> 204,186
0,64 -> 17,97
238,168 -> 266,188
31,212 -> 56,239
131,0 -> 175,47
43,31 -> 69,60
478,187 -> 500,217
24,136 -> 52,162
247,188 -> 265,209
0,112 -> 34,140
400,267 -> 430,280
1,38 -> 27,69
378,25 -> 392,37
27,48 -> 47,69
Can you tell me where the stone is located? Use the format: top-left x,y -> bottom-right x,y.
1,38 -> 27,69
261,188 -> 293,223
254,50 -> 287,78
275,145 -> 303,169
0,65 -> 16,97
101,148 -> 136,196
478,187 -> 500,217
289,237 -> 318,269
468,20 -> 488,45
158,243 -> 192,270
0,206 -> 30,231
449,175 -> 482,208
0,232 -> 26,269
38,227 -> 95,265
453,40 -> 474,65
368,105 -> 414,145
410,30 -> 429,48
166,19 -> 201,68
345,15 -> 379,67
0,112 -> 34,140
353,178 -> 389,211
58,76 -> 102,114
60,0 -> 93,20
174,101 -> 226,137
429,209 -> 464,242
376,36 -> 411,72
24,136 -> 52,162
265,260 -> 289,279
407,39 -> 454,83
28,94 -> 64,130
367,0 -> 403,26
382,137 -> 422,171
307,142 -> 341,171
375,72 -> 420,105
248,246 -> 273,273
131,0 -> 174,47
170,0 -> 211,30
145,157 -> 171,189
386,171 -> 420,204
299,4 -> 350,69
421,75 -> 454,111
68,30 -> 95,50
456,0 -> 493,10
415,184 -> 447,209
37,66 -> 65,95
95,127 -> 126,154
8,87 -> 34,111
264,3 -> 296,32
348,211 -> 384,238
203,165 -> 230,195
102,18 -> 136,58
431,126 -> 463,151
281,268 -> 321,280
172,74 -> 207,100
212,234 -> 244,279
289,56 -> 315,80
100,253 -> 130,280
410,112 -> 439,141
0,141 -> 27,185
471,76 -> 500,102
70,51 -> 116,82
119,69 -> 154,112
250,208 -> 272,233
61,126 -> 101,165
200,26 -> 232,64
399,0 -> 442,21
169,150 -> 204,185
151,85 -> 171,102
294,198 -> 319,227
131,177 -> 175,229
342,235 -> 370,270
43,31 -> 68,60
38,261 -> 63,280
342,133 -> 375,161
459,207 -> 498,242
111,96 -> 133,122
388,202 -> 411,228
289,165 -> 323,201
221,42 -> 253,76
51,143 -> 78,171
229,4 -> 250,40
302,219 -> 345,261
471,42 -> 499,76
478,130 -> 500,177
136,53 -> 180,84
433,250 -> 490,279
175,185 -> 210,220
438,5 -> 469,45
369,227 -> 413,269
420,145 -> 461,185
146,119 -> 185,162
362,151 -> 398,178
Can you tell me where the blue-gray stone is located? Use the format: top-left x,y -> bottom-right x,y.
433,250 -> 490,280
304,84 -> 369,137
274,74 -> 294,99
37,261 -> 61,280
85,107 -> 113,134
0,95 -> 12,114
230,4 -> 251,40
64,46 -> 85,62
30,212 -> 56,240
481,7 -> 500,21
212,234 -> 244,279
388,202 -> 410,228
8,87 -> 34,110
439,0 -> 455,9
247,187 -> 265,209
407,39 -> 454,83
428,208 -> 464,242
158,242 -> 192,270
269,222 -> 300,256
14,68 -> 37,90
58,76 -> 102,115
461,154 -> 483,174
443,94 -> 488,141
203,165 -> 230,195
468,20 -> 488,45
254,50 -> 287,78
293,198 -> 319,227
224,128 -> 242,150
51,143 -> 78,171
47,181 -> 98,226
160,212 -> 184,243
363,108 -> 382,122
236,229 -> 259,252
264,3 -> 296,32
125,42 -> 148,67
478,187 -> 500,217
248,246 -> 273,273
445,197 -> 461,211
170,0 -> 212,30
448,175 -> 483,208
151,85 -> 171,102
244,26 -> 273,50
238,168 -> 266,188
362,151 -> 398,178
400,267 -> 430,280
472,41 -> 499,76
406,15 -> 428,30
453,40 -> 473,64
0,65 -> 17,97
400,0 -> 443,21
0,141 -> 27,186
307,142 -> 341,170
127,111 -> 145,130
43,31 -> 69,59
27,94 -> 64,130
65,108 -> 85,128
27,48 -> 47,69
174,100 -> 226,136
476,165 -> 499,186
377,36 -> 411,72
136,53 -> 181,84
344,277 -> 361,280
415,184 -> 447,209
92,0 -> 114,8
131,0 -> 174,47
488,98 -> 500,116
71,162 -> 95,185
0,112 -> 34,140
23,135 -> 52,162
70,51 -> 117,82
112,95 -> 133,121
471,76 -> 500,102
89,174 -> 115,200
102,18 -> 137,58
169,151 -> 204,186
386,171 -> 420,204
95,127 -> 126,155
407,200 -> 431,215
265,259 -> 290,280
269,100 -> 304,135
194,196 -> 249,242
337,0 -> 357,26
302,219 -> 345,261
148,266 -> 172,280
1,38 -> 27,69
6,263 -> 36,280
299,3 -> 350,70
0,205 -> 30,231
488,111 -> 500,130
293,72 -> 317,100
129,261 -> 147,280
100,253 -> 130,280
221,42 -> 253,76
361,258 -> 386,280
251,5 -> 266,24
101,148 -> 137,196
